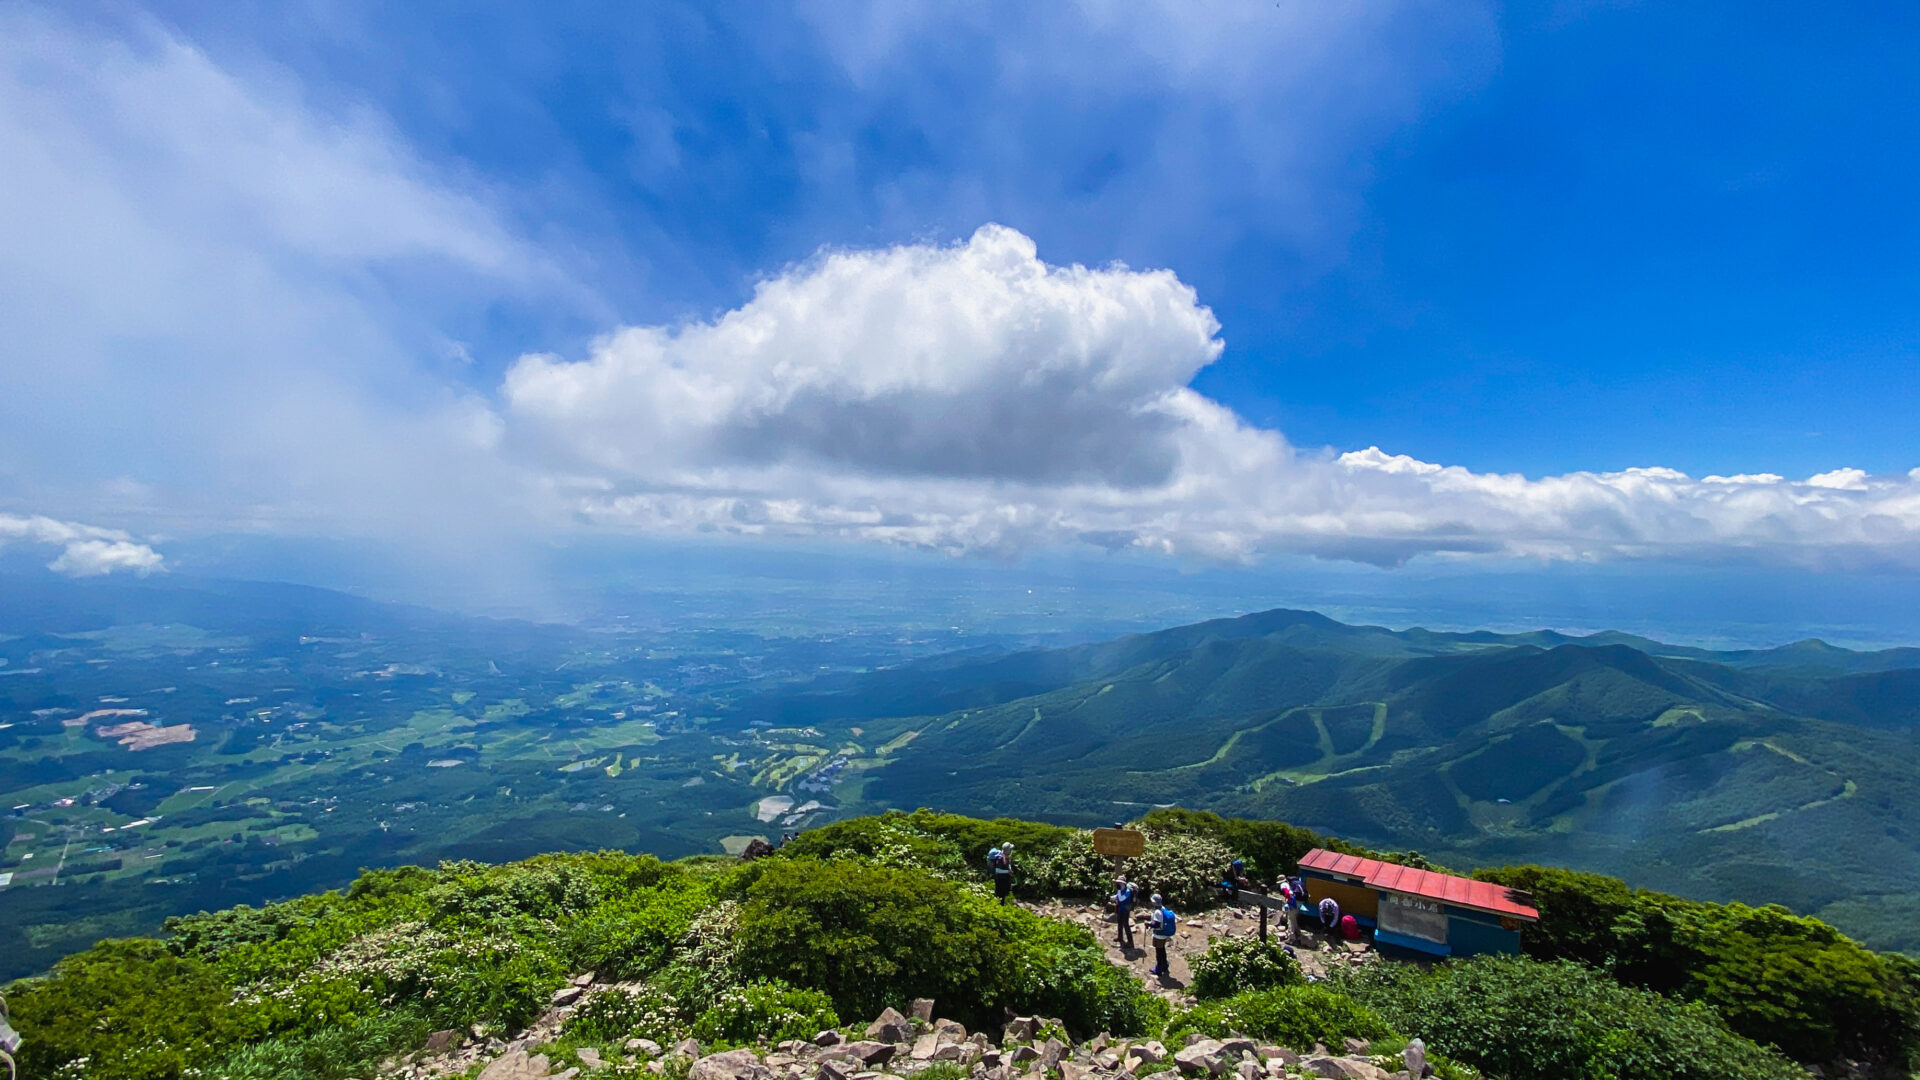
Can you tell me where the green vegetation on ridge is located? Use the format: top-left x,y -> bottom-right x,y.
5,808 -> 1909,1080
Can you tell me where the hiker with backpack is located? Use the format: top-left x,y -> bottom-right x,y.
1147,893 -> 1177,977
989,842 -> 1015,904
1220,857 -> 1250,904
1111,874 -> 1137,947
1319,896 -> 1340,933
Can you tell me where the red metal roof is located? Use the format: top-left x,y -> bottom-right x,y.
1297,848 -> 1539,921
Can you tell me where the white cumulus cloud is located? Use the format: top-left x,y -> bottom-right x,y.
0,514 -> 165,576
502,226 -> 1920,568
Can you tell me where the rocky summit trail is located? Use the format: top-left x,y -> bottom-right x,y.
392,900 -> 1397,1080
399,995 -> 1415,1080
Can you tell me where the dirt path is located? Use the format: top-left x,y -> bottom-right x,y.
1020,897 -> 1373,1004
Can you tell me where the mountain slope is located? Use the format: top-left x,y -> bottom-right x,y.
795,611 -> 1920,952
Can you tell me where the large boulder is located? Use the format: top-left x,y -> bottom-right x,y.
910,998 -> 936,1023
479,1051 -> 551,1080
1302,1058 -> 1389,1080
1126,1041 -> 1168,1066
424,1029 -> 464,1054
1002,1017 -> 1040,1043
838,1041 -> 897,1066
1174,1040 -> 1227,1077
867,1007 -> 913,1044
551,985 -> 585,1007
690,1048 -> 769,1080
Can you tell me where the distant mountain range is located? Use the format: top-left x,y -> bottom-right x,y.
732,608 -> 1920,952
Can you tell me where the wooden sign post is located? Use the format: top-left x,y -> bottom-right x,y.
1091,829 -> 1147,945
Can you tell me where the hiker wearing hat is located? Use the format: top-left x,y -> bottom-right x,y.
1111,874 -> 1137,947
1147,893 -> 1177,977
990,841 -> 1016,904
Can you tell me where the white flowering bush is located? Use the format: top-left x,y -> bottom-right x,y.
691,981 -> 840,1046
568,983 -> 690,1045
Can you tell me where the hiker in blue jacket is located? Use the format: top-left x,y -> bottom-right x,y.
1111,875 -> 1137,947
1147,893 -> 1177,977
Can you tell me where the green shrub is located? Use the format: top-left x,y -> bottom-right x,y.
690,981 -> 840,1046
734,856 -> 1159,1036
1333,954 -> 1811,1080
202,1009 -> 431,1080
1188,936 -> 1303,1001
6,938 -> 267,1080
1128,831 -> 1236,910
1134,810 -> 1325,882
1476,864 -> 1920,1069
1165,985 -> 1393,1049
559,878 -> 717,981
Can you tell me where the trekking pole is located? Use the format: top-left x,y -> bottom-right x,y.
0,990 -> 20,1080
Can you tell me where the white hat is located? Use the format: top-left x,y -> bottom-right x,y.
1150,893 -> 1163,905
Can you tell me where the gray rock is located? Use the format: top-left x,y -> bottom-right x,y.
628,1039 -> 663,1057
690,1049 -> 769,1080
910,999 -> 936,1023
479,1050 -> 551,1080
551,985 -> 585,1007
675,1039 -> 705,1059
573,972 -> 596,988
818,1062 -> 853,1080
578,1047 -> 604,1070
1236,1060 -> 1260,1080
815,1031 -> 847,1048
868,1008 -> 913,1044
1216,1040 -> 1256,1062
1123,1041 -> 1166,1066
1059,1063 -> 1091,1080
1342,1039 -> 1371,1056
911,1035 -> 941,1061
842,1042 -> 897,1066
424,1029 -> 463,1054
1010,1046 -> 1040,1064
1173,1040 -> 1226,1077
1302,1058 -> 1388,1080
1002,1017 -> 1039,1044
934,1019 -> 968,1043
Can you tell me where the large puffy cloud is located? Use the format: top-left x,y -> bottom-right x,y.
503,226 -> 1920,567
0,514 -> 164,576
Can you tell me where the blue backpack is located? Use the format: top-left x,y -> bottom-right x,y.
1156,907 -> 1177,936
1115,883 -> 1135,907
989,849 -> 1009,873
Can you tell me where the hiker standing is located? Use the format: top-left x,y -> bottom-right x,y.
990,841 -> 1015,904
1112,875 -> 1137,947
1147,893 -> 1177,977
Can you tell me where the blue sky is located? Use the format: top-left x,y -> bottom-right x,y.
123,0 -> 1918,478
1,1 -> 1918,637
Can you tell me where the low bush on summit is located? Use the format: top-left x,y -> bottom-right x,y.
1165,984 -> 1393,1050
1188,935 -> 1303,1001
1332,954 -> 1811,1080
691,981 -> 840,1047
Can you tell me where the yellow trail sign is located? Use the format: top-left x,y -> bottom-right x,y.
1091,827 -> 1146,858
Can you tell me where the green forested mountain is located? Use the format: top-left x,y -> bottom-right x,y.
739,610 -> 1920,952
